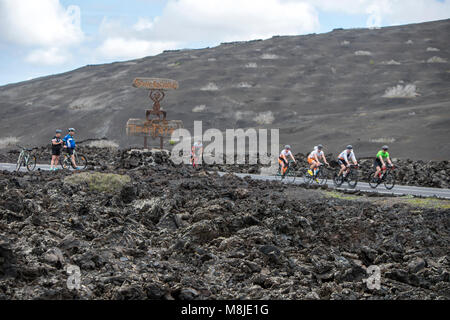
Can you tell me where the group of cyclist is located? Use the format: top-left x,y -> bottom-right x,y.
50,128 -> 79,171
51,130 -> 393,179
190,140 -> 394,181
278,144 -> 394,181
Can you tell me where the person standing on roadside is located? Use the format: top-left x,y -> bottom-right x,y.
50,129 -> 63,171
63,128 -> 79,169
191,140 -> 203,167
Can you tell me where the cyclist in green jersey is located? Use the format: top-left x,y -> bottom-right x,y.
373,145 -> 394,179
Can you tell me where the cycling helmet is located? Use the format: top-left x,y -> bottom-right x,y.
68,128 -> 76,132
346,145 -> 353,150
285,145 -> 291,150
382,145 -> 389,150
317,144 -> 323,150
55,129 -> 62,133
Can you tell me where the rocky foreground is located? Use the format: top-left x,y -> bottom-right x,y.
0,154 -> 448,300
1,146 -> 449,188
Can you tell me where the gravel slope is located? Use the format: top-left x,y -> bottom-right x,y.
0,19 -> 449,159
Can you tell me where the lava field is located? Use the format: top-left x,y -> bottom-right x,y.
0,153 -> 448,299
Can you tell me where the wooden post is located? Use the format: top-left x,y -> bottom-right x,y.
160,137 -> 163,150
144,136 -> 148,149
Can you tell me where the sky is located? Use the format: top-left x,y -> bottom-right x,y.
0,0 -> 449,86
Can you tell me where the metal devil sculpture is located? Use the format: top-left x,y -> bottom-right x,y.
126,78 -> 183,149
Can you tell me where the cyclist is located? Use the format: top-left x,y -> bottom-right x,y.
307,144 -> 329,176
63,128 -> 79,169
337,145 -> 358,178
373,145 -> 394,180
191,140 -> 203,167
279,145 -> 296,175
50,129 -> 63,171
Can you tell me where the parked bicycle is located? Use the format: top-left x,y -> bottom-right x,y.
368,165 -> 396,190
276,160 -> 297,182
303,163 -> 329,185
333,164 -> 359,188
60,149 -> 88,170
15,145 -> 37,172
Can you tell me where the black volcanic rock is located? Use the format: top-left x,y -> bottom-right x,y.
0,161 -> 448,300
0,238 -> 17,279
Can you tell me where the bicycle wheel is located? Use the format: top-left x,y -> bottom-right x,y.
61,154 -> 71,170
76,154 -> 88,170
368,172 -> 379,189
16,154 -> 23,172
347,170 -> 358,189
384,171 -> 396,190
317,168 -> 328,185
59,156 -> 64,169
333,171 -> 343,187
286,169 -> 296,183
26,155 -> 37,171
276,166 -> 283,181
303,168 -> 313,184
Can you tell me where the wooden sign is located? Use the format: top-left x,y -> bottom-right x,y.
126,119 -> 183,138
132,78 -> 179,90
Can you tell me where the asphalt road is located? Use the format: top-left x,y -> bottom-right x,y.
1,162 -> 449,199
0,163 -> 72,172
217,172 -> 450,200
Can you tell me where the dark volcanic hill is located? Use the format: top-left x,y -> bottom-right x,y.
0,19 -> 449,159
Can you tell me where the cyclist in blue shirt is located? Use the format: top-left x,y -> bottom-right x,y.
63,128 -> 79,169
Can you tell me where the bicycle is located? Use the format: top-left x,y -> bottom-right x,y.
333,164 -> 359,189
60,149 -> 88,170
368,165 -> 396,190
276,160 -> 297,182
303,163 -> 329,185
15,145 -> 37,172
191,154 -> 202,169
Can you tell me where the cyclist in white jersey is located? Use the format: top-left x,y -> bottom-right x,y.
337,145 -> 358,178
278,145 -> 296,175
307,144 -> 329,176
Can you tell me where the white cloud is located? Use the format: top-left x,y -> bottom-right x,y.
0,0 -> 83,47
95,17 -> 175,61
98,17 -> 125,37
0,0 -> 83,66
94,0 -> 449,63
385,0 -> 450,26
91,0 -> 449,63
1,0 -> 449,82
133,17 -> 158,31
96,37 -> 178,60
304,0 -> 450,27
153,0 -> 320,42
25,47 -> 70,65
93,0 -> 320,61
